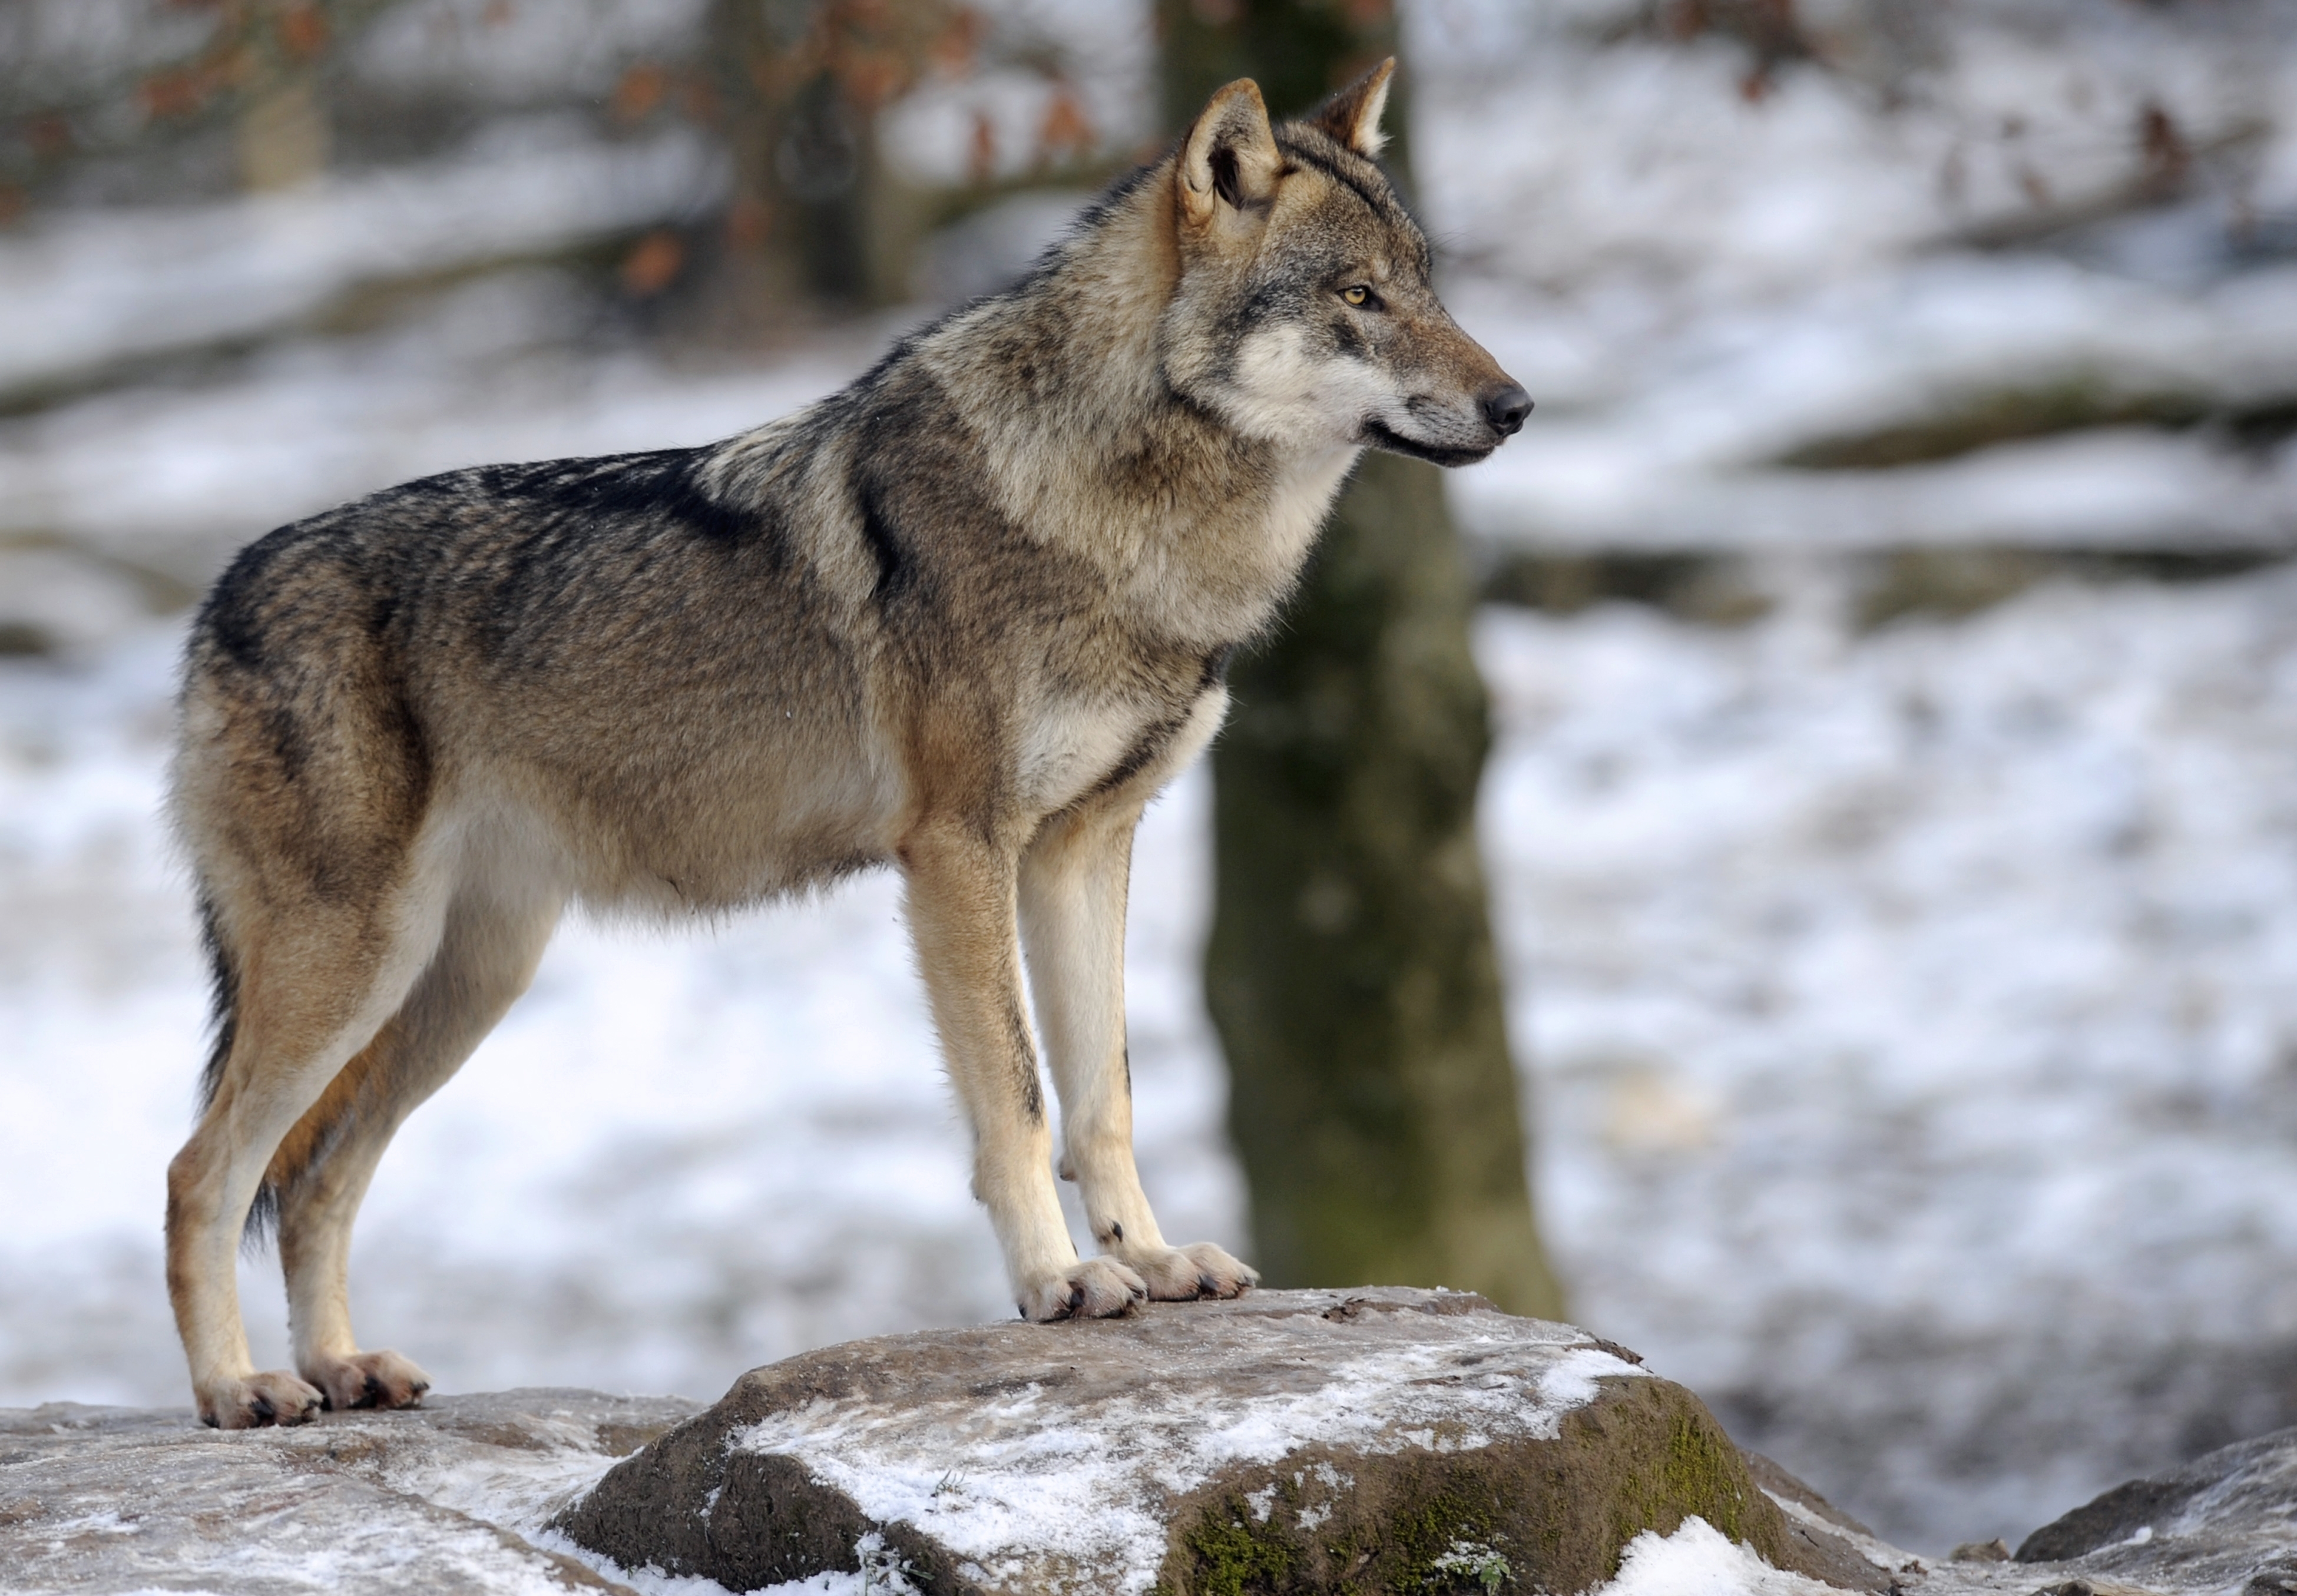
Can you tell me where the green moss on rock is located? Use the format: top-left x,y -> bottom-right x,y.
1187,1504 -> 1299,1596
1159,1376 -> 1842,1596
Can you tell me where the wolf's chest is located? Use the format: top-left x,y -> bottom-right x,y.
1014,673 -> 1223,816
1017,693 -> 1157,813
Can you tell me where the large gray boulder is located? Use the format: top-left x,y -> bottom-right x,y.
554,1287 -> 1885,1595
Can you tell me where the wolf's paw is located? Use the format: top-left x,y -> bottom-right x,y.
200,1370 -> 325,1430
303,1349 -> 431,1413
1018,1257 -> 1147,1321
1120,1241 -> 1259,1301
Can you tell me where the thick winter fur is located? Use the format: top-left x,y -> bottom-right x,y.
164,62 -> 1530,1428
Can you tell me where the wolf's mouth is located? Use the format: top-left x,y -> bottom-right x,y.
1362,419 -> 1497,469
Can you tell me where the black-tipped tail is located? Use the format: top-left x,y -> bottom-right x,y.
194,893 -> 237,1114
194,893 -> 277,1249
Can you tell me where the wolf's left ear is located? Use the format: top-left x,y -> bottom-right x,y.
1180,78 -> 1282,236
1311,57 -> 1395,159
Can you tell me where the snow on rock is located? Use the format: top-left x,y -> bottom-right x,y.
13,1376 -> 2297,1596
2011,1423 -> 2297,1592
554,1287 -> 1878,1596
1852,1425 -> 2297,1596
0,1389 -> 697,1595
1593,1516 -> 1847,1596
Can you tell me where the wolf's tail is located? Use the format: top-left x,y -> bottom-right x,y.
193,891 -> 282,1244
194,890 -> 238,1116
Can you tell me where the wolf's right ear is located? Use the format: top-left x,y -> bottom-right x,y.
1312,58 -> 1394,158
1179,78 -> 1282,239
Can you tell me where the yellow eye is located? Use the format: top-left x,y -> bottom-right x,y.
1342,284 -> 1370,306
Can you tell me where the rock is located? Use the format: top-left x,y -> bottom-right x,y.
2003,1426 -> 2297,1594
554,1287 -> 1891,1595
1740,1445 -> 1921,1586
42,1313 -> 2297,1595
0,1388 -> 696,1594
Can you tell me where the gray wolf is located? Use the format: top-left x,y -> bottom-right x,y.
165,60 -> 1531,1428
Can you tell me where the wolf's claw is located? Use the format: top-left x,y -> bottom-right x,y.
200,1370 -> 324,1430
1113,1240 -> 1256,1301
304,1349 -> 431,1412
1020,1257 -> 1147,1320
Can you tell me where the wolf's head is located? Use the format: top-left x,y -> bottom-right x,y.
1159,61 -> 1529,468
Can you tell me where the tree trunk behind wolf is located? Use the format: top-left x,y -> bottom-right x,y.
1160,0 -> 1567,1320
699,0 -> 962,328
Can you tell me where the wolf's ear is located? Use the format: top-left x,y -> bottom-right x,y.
1180,78 -> 1282,236
1311,58 -> 1395,158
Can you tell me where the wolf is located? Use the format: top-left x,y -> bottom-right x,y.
164,59 -> 1531,1428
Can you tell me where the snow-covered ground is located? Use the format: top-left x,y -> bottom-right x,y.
1484,575 -> 2297,1547
4,0 -> 2296,1562
1412,0 -> 2297,552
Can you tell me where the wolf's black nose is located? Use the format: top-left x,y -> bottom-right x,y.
1482,383 -> 1533,436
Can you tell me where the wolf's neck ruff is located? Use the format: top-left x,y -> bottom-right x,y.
709,179 -> 1356,655
161,59 -> 1530,1429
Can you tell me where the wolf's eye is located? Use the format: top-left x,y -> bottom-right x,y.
1341,284 -> 1372,307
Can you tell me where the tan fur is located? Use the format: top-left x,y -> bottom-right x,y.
163,63 -> 1530,1427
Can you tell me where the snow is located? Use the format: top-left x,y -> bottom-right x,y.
0,1392 -> 709,1595
1590,1516 -> 1843,1596
1483,574 -> 2297,1544
0,124 -> 726,400
568,1521 -> 934,1595
1447,260 -> 2297,548
0,286 -> 869,578
1411,2 -> 2297,552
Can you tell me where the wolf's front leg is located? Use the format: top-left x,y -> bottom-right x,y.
1018,803 -> 1257,1303
902,820 -> 1146,1320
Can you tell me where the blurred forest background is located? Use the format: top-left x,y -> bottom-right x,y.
4,0 -> 2297,1555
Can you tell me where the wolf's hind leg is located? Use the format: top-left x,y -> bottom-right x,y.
274,881 -> 562,1412
1020,802 -> 1257,1303
903,820 -> 1146,1321
167,892 -> 446,1430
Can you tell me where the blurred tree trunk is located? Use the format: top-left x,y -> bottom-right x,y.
235,80 -> 328,192
1160,1 -> 1565,1320
704,0 -> 876,328
698,0 -> 953,336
